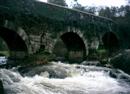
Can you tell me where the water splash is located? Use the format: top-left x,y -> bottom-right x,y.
0,56 -> 7,65
0,61 -> 130,94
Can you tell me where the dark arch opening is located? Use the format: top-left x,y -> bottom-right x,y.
102,32 -> 119,51
54,32 -> 86,62
0,27 -> 28,58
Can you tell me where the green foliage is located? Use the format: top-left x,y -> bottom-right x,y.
72,2 -> 97,14
71,2 -> 130,48
0,51 -> 9,56
73,3 -> 85,11
0,38 -> 9,51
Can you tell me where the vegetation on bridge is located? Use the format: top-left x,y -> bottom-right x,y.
0,0 -> 130,68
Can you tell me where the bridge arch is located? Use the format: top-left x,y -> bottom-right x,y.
0,27 -> 29,58
53,31 -> 87,62
102,32 -> 119,51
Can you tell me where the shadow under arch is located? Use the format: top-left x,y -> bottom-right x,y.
102,32 -> 119,52
54,32 -> 86,63
0,27 -> 28,59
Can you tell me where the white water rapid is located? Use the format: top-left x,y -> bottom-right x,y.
0,61 -> 130,94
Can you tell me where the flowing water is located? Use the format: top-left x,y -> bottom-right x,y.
0,56 -> 7,65
0,60 -> 130,94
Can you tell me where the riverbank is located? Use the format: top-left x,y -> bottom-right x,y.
0,49 -> 117,70
1,49 -> 130,75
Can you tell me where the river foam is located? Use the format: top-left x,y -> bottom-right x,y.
0,61 -> 130,94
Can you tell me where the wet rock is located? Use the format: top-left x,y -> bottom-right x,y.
110,49 -> 130,74
82,61 -> 100,66
19,65 -> 69,79
54,57 -> 66,62
109,71 -> 117,78
0,80 -> 4,94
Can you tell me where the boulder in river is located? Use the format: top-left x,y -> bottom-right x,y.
110,49 -> 130,74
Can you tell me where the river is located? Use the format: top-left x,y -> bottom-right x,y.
0,59 -> 130,94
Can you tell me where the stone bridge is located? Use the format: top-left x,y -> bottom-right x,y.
0,0 -> 119,61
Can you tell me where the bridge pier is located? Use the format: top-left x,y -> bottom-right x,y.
9,51 -> 28,59
68,51 -> 84,62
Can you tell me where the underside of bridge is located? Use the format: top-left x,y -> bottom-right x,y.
53,32 -> 86,62
0,27 -> 28,59
102,32 -> 119,52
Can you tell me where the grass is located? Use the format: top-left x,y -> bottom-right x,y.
17,50 -> 56,67
0,51 -> 9,57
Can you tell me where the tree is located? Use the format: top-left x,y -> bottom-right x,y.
47,0 -> 67,6
85,7 -> 97,14
73,3 -> 85,11
98,7 -> 113,18
128,0 -> 130,4
72,1 -> 96,14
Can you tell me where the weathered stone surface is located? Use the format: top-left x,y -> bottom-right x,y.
110,49 -> 130,74
0,0 -> 118,62
0,80 -> 4,94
